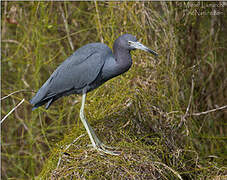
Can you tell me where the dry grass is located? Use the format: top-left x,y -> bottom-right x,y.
1,1 -> 227,179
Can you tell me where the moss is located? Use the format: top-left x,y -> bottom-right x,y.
2,1 -> 227,179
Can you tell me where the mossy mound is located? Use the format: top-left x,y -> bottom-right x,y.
2,2 -> 226,179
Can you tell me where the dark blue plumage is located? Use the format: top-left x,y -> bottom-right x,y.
30,33 -> 158,155
30,33 -> 158,110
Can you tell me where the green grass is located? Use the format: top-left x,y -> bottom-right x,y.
1,1 -> 227,179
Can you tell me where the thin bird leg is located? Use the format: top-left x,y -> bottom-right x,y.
80,93 -> 119,155
80,93 -> 114,149
86,117 -> 115,150
80,93 -> 96,148
80,94 -> 116,150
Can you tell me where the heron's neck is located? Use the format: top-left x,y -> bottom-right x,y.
113,46 -> 132,71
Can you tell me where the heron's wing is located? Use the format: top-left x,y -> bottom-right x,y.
49,50 -> 105,93
30,44 -> 110,107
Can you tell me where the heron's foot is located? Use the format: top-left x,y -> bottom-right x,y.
99,143 -> 116,150
89,133 -> 117,150
87,143 -> 120,155
95,145 -> 121,156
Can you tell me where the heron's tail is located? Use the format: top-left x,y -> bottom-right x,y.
30,95 -> 54,110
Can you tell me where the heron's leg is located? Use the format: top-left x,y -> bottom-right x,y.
80,92 -> 108,147
80,93 -> 97,148
80,93 -> 119,155
81,94 -> 115,149
86,118 -> 115,150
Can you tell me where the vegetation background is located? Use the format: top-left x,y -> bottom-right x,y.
1,1 -> 227,179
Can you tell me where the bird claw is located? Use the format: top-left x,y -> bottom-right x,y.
99,143 -> 116,150
88,143 -> 120,155
95,146 -> 121,156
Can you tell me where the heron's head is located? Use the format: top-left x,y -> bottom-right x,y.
114,34 -> 158,56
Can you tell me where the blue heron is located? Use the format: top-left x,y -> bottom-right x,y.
30,34 -> 158,155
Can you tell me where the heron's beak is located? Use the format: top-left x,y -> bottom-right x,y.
128,41 -> 158,56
